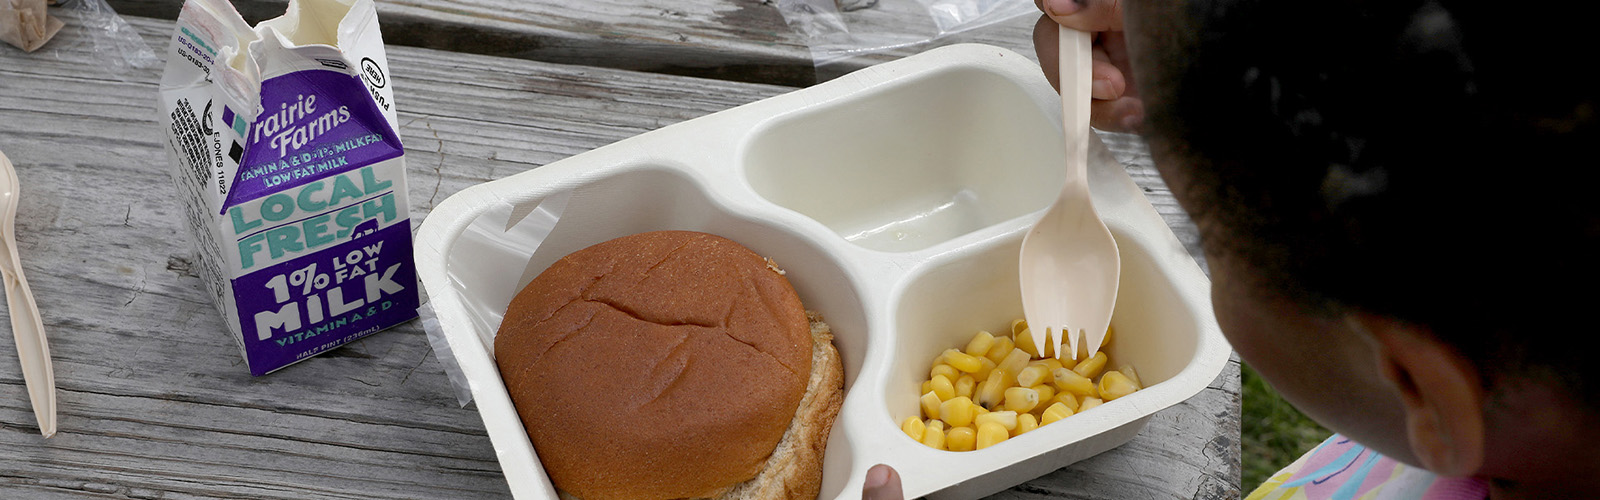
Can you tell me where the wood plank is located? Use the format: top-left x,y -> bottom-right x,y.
0,15 -> 1235,499
102,0 -> 1041,87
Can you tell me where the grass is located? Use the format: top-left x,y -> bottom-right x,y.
1241,362 -> 1334,491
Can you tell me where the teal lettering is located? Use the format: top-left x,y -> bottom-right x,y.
296,180 -> 328,212
265,225 -> 303,260
239,233 -> 266,269
362,193 -> 397,225
360,166 -> 393,193
328,175 -> 365,206
303,214 -> 335,249
261,194 -> 295,222
334,205 -> 363,239
229,206 -> 262,235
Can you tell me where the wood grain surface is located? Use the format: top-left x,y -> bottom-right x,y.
0,15 -> 1237,500
102,0 -> 1041,87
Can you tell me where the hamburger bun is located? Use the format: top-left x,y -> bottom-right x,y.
495,231 -> 843,500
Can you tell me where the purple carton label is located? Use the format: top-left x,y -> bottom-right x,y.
218,69 -> 416,376
233,221 -> 418,376
228,69 -> 403,211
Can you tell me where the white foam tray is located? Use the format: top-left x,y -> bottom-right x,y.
413,44 -> 1231,500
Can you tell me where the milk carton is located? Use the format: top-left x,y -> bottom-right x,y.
157,0 -> 418,375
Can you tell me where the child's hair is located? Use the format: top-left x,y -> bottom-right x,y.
1130,0 -> 1600,405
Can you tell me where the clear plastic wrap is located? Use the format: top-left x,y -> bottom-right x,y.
776,0 -> 1035,67
30,0 -> 160,78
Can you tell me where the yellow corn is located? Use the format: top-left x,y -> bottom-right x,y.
1079,396 -> 1104,413
901,416 -> 926,441
939,396 -> 978,428
930,363 -> 959,382
921,391 -> 942,420
1102,323 -> 1116,348
1038,358 -> 1065,373
973,357 -> 997,381
922,420 -> 946,450
1052,392 -> 1080,412
1031,384 -> 1056,407
1014,327 -> 1040,357
1052,368 -> 1097,397
1072,351 -> 1107,380
976,369 -> 1011,409
1118,364 -> 1142,389
1015,413 -> 1039,435
996,349 -> 1032,385
1017,363 -> 1052,388
943,349 -> 985,373
921,380 -> 934,396
1004,386 -> 1040,413
984,337 -> 1015,364
930,374 -> 956,401
974,410 -> 1019,431
973,404 -> 989,416
1098,371 -> 1138,401
1040,402 -> 1074,425
946,426 -> 977,451
954,374 -> 977,399
1010,318 -> 1029,337
976,421 -> 1009,449
965,331 -> 996,358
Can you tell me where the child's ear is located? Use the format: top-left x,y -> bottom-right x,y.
1349,312 -> 1485,476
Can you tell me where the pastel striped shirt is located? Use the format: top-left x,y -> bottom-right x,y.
1245,435 -> 1489,500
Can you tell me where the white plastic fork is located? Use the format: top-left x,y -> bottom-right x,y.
0,148 -> 55,438
1018,26 -> 1121,361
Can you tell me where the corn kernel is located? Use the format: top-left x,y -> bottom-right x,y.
965,331 -> 996,358
930,374 -> 956,401
939,396 -> 978,428
1004,386 -> 1040,413
997,349 -> 1031,385
1010,318 -> 1029,337
973,404 -> 989,416
1015,413 -> 1039,435
1072,351 -> 1108,380
954,374 -> 976,399
976,369 -> 1011,409
1041,402 -> 1074,425
1017,363 -> 1052,388
1031,384 -> 1056,406
984,337 -> 1015,364
1014,327 -> 1040,357
922,420 -> 946,450
1118,364 -> 1142,389
1039,358 -> 1065,373
946,426 -> 977,451
930,363 -> 959,381
974,410 -> 1018,431
976,422 -> 1009,449
1052,368 -> 1097,397
1101,323 -> 1116,348
901,416 -> 926,441
943,349 -> 985,373
921,380 -> 934,396
1052,392 -> 1080,412
973,357 -> 997,381
921,391 -> 942,420
1079,396 -> 1104,413
1098,371 -> 1138,401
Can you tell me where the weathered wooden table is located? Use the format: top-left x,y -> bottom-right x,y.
0,5 -> 1240,499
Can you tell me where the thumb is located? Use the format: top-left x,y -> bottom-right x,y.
1035,0 -> 1123,32
862,464 -> 905,500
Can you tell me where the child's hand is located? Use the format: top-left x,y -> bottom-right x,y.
862,464 -> 905,500
1032,0 -> 1143,132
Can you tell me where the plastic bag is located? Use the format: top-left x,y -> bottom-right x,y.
28,0 -> 160,78
776,0 -> 1036,67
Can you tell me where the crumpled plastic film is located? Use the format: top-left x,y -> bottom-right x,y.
422,190 -> 571,407
775,0 -> 1036,68
15,0 -> 159,78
